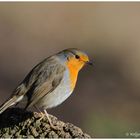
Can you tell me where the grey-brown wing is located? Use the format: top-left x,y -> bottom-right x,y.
23,56 -> 66,109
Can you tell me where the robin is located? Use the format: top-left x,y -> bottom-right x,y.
0,48 -> 92,129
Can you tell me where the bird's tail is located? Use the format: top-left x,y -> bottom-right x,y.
0,96 -> 16,114
0,95 -> 23,114
0,84 -> 27,114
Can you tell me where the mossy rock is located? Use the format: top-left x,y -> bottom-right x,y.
0,108 -> 91,138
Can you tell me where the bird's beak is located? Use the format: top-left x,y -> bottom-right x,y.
86,61 -> 94,66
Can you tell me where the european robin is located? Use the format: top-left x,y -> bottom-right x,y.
0,48 -> 92,129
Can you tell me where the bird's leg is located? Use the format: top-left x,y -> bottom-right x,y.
44,109 -> 58,129
34,106 -> 59,129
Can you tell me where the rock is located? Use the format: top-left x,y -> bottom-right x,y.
0,108 -> 91,138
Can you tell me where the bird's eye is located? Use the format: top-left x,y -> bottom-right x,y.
75,55 -> 80,59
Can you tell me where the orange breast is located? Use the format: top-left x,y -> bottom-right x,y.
66,62 -> 79,90
66,57 -> 85,91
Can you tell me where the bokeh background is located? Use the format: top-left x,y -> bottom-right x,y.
0,2 -> 140,138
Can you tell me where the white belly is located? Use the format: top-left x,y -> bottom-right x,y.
37,69 -> 72,109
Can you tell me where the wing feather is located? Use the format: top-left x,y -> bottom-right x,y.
23,56 -> 66,109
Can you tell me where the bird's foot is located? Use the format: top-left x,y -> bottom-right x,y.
34,112 -> 45,121
48,120 -> 62,130
34,111 -> 62,130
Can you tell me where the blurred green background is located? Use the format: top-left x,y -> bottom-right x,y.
0,2 -> 140,138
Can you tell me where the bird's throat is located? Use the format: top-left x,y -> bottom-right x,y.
66,63 -> 80,90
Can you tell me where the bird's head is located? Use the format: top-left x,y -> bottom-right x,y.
59,48 -> 93,72
57,48 -> 93,89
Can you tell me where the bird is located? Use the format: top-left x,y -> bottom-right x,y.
0,48 -> 92,129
